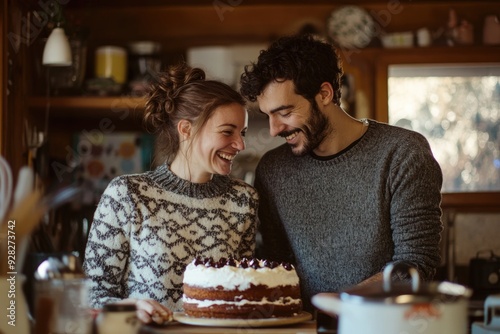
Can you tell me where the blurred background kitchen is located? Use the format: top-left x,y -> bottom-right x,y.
1,0 -> 499,327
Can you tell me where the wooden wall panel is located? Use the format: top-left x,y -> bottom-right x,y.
1,0 -> 31,183
66,2 -> 499,52
0,0 -> 5,154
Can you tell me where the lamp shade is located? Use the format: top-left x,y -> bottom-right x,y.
42,27 -> 72,66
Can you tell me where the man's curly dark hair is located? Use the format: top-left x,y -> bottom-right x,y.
240,34 -> 344,106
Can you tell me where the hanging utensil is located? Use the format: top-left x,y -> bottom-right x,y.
39,185 -> 81,212
40,186 -> 82,252
1,185 -> 81,245
1,184 -> 82,274
13,166 -> 35,205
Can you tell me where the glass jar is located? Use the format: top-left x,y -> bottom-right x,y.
127,41 -> 162,96
95,46 -> 128,84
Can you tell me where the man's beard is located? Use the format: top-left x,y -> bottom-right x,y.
290,101 -> 330,156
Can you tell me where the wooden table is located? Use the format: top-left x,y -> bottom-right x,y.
140,320 -> 317,334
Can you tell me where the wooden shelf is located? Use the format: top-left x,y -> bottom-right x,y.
29,96 -> 145,110
340,44 -> 500,61
62,1 -> 499,53
26,44 -> 499,123
28,96 -> 146,120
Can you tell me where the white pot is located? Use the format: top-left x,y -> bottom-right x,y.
312,263 -> 472,334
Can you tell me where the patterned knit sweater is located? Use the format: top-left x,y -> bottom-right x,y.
83,164 -> 259,311
255,120 -> 443,312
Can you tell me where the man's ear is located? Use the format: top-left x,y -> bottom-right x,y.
178,119 -> 192,140
317,82 -> 334,105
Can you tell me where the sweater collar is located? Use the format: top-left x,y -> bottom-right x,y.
149,164 -> 233,198
309,119 -> 372,161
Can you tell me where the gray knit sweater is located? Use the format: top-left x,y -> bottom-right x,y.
83,164 -> 259,311
255,120 -> 443,311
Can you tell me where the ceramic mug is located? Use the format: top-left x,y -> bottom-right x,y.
417,27 -> 432,47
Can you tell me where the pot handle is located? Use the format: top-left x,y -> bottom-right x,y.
311,293 -> 343,317
383,262 -> 420,292
484,294 -> 500,328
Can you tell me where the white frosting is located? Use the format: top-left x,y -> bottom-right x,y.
182,260 -> 299,290
182,296 -> 302,308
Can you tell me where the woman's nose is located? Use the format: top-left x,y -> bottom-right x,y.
234,135 -> 246,151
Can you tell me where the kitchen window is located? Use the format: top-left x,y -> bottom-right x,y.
387,64 -> 500,193
374,50 -> 500,211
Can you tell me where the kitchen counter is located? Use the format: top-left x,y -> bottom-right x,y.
140,320 -> 317,334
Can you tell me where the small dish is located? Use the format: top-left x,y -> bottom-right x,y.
381,32 -> 414,48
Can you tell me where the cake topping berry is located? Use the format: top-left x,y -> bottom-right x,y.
239,258 -> 248,268
204,257 -> 214,267
263,260 -> 279,269
248,258 -> 260,269
192,257 -> 294,270
217,257 -> 227,266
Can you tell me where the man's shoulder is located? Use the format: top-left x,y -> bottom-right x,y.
254,144 -> 292,180
256,144 -> 293,173
370,120 -> 429,146
260,143 -> 290,162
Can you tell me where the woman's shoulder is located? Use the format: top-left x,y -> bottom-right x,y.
101,171 -> 154,199
226,176 -> 259,199
107,171 -> 150,187
229,176 -> 257,191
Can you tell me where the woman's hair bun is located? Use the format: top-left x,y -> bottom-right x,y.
167,63 -> 206,91
144,63 -> 206,130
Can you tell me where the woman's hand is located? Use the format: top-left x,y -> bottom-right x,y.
118,298 -> 173,324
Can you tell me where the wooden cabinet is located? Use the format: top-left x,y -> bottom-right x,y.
28,1 -> 500,121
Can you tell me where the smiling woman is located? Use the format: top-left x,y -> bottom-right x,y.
83,63 -> 259,324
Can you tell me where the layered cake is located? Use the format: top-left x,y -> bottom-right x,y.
182,257 -> 302,319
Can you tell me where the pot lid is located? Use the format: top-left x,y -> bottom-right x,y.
340,262 -> 472,304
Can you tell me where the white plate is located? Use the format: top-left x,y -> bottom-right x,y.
327,5 -> 376,49
173,311 -> 312,328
